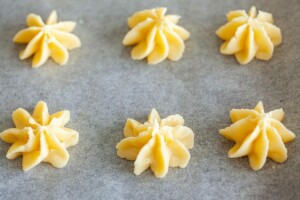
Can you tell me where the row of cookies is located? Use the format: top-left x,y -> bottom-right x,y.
0,101 -> 296,178
13,6 -> 281,68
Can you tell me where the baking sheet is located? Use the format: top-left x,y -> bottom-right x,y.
0,0 -> 299,199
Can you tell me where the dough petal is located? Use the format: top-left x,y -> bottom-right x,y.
164,28 -> 185,61
123,19 -> 154,46
48,126 -> 79,147
253,22 -> 274,60
257,11 -> 273,23
32,36 -> 51,68
133,136 -> 154,176
52,22 -> 77,32
50,29 -> 81,50
268,109 -> 284,121
167,138 -> 190,168
266,126 -> 287,163
12,108 -> 34,129
220,24 -> 248,55
48,37 -> 69,65
131,26 -> 156,60
254,101 -> 264,114
22,131 -> 49,171
46,10 -> 58,25
148,108 -> 161,124
230,109 -> 259,122
149,134 -> 170,178
165,15 -> 180,24
116,132 -> 152,161
0,128 -> 29,143
43,132 -> 69,168
13,27 -> 41,43
270,119 -> 296,143
216,16 -> 247,40
6,128 -> 36,159
235,26 -> 257,64
228,126 -> 260,158
124,119 -> 145,137
172,126 -> 194,149
171,24 -> 190,40
226,10 -> 247,21
262,22 -> 282,46
219,117 -> 256,142
27,13 -> 45,27
128,9 -> 157,28
50,110 -> 70,127
147,30 -> 169,65
19,31 -> 43,60
155,8 -> 167,18
248,6 -> 257,18
161,114 -> 184,127
248,130 -> 268,171
32,101 -> 50,125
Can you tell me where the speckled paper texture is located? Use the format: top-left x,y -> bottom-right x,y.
0,0 -> 299,199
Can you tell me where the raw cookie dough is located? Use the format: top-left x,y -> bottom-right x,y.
216,6 -> 282,65
116,109 -> 194,178
13,10 -> 81,68
123,7 -> 190,65
219,101 -> 296,170
0,101 -> 79,171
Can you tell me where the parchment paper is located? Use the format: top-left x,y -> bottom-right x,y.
0,0 -> 299,199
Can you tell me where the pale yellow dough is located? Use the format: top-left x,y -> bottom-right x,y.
0,101 -> 79,171
219,102 -> 296,170
123,7 -> 190,64
116,109 -> 194,178
216,6 -> 282,65
13,10 -> 81,68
